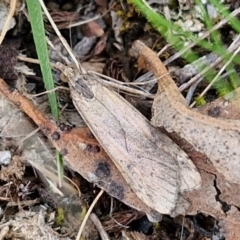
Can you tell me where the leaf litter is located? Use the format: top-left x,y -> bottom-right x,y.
1,0 -> 240,239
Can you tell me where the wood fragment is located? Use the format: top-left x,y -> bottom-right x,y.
90,213 -> 110,240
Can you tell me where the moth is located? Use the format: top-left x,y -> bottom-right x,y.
56,62 -> 201,215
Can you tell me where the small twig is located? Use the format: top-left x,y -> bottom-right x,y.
63,175 -> 81,197
190,43 -> 240,107
7,199 -> 40,207
180,216 -> 185,240
17,55 -> 58,69
185,77 -> 203,105
0,0 -> 17,45
157,43 -> 171,57
38,0 -> 84,73
68,14 -> 106,29
188,34 -> 240,106
76,189 -> 104,240
90,213 -> 110,240
179,57 -> 222,92
93,75 -> 155,99
31,87 -> 69,97
108,198 -> 129,229
90,72 -> 170,98
91,71 -> 169,86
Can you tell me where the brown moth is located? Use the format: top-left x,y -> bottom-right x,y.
56,62 -> 201,215
131,40 -> 240,185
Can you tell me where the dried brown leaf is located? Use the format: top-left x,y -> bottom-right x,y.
0,77 -> 162,221
131,40 -> 240,239
131,40 -> 240,186
81,21 -> 104,37
90,33 -> 108,56
81,61 -> 105,73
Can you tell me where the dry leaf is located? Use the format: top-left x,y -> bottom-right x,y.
0,77 -> 162,222
0,92 -> 76,193
197,88 -> 240,120
131,40 -> 240,186
73,36 -> 96,59
81,21 -> 104,37
130,41 -> 240,238
81,61 -> 105,73
90,33 -> 108,56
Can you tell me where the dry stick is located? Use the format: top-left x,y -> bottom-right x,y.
17,127 -> 40,146
91,73 -> 155,99
109,197 -> 129,229
0,0 -> 17,45
31,87 -> 69,97
38,0 -> 83,72
90,213 -> 110,240
0,79 -> 51,128
179,57 -> 222,92
67,10 -> 110,29
76,189 -> 104,240
17,55 -> 58,68
29,158 -> 81,197
157,43 -> 171,57
185,77 -> 203,105
90,71 -> 169,86
68,14 -> 103,28
17,55 -> 155,99
7,199 -> 40,207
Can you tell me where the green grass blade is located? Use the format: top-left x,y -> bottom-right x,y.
26,0 -> 63,183
129,0 -> 240,96
26,0 -> 59,119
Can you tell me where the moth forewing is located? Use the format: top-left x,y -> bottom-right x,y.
70,87 -> 178,214
66,71 -> 201,214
